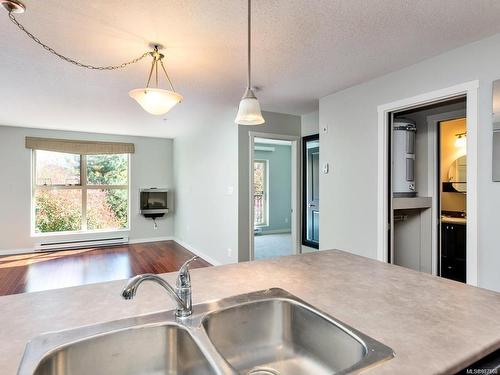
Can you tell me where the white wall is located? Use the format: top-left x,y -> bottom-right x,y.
301,110 -> 319,136
173,108 -> 239,266
0,126 -> 174,253
319,33 -> 500,292
238,111 -> 301,262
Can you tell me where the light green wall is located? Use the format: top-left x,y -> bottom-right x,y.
255,144 -> 292,233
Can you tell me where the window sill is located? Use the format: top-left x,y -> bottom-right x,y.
31,228 -> 130,238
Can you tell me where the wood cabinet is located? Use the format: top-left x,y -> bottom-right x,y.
441,223 -> 466,283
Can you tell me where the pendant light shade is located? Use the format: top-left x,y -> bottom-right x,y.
235,0 -> 265,125
235,88 -> 265,125
129,46 -> 182,116
129,88 -> 182,116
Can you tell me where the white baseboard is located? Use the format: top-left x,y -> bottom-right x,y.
172,238 -> 222,266
0,247 -> 37,256
0,236 -> 174,256
128,236 -> 174,244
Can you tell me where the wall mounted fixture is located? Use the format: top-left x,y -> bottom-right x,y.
455,133 -> 467,149
235,0 -> 265,125
1,0 -> 182,116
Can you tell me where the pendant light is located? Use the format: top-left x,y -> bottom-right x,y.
235,0 -> 265,125
2,1 -> 182,116
129,45 -> 183,116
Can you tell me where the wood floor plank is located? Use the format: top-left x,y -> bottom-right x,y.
0,241 -> 211,296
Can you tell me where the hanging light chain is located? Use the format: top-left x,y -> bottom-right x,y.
8,11 -> 149,70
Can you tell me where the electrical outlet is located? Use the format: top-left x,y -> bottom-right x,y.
227,248 -> 233,257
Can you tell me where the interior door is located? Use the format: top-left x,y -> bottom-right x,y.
303,135 -> 319,248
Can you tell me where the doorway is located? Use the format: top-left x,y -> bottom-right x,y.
249,133 -> 300,260
302,134 -> 319,249
439,118 -> 467,282
377,81 -> 478,285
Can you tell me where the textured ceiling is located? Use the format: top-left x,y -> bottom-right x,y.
2,0 -> 500,138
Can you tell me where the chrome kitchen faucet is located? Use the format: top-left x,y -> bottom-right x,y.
122,256 -> 198,318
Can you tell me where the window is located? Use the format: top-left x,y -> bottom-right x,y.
33,150 -> 129,234
253,160 -> 268,226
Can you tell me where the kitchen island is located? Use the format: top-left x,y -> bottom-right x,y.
1,250 -> 500,374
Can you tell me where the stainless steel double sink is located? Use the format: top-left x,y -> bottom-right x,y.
17,288 -> 394,375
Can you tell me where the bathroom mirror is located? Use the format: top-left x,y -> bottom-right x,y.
447,155 -> 467,193
492,80 -> 500,181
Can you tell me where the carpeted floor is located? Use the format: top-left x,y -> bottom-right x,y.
254,233 -> 293,260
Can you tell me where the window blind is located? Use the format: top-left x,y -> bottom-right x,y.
25,137 -> 135,155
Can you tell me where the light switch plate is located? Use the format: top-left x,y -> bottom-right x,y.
322,163 -> 329,174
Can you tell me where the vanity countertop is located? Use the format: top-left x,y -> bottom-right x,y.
442,216 -> 467,225
1,250 -> 500,374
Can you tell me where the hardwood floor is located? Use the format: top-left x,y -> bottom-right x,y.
0,241 -> 211,296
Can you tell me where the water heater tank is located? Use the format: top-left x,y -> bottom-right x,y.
393,118 -> 417,197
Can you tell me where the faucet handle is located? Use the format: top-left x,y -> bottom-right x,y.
176,256 -> 198,288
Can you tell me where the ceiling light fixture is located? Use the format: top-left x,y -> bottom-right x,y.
455,132 -> 467,148
235,0 -> 265,125
2,0 -> 182,116
129,45 -> 183,115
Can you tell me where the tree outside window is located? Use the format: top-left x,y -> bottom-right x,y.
33,150 -> 129,233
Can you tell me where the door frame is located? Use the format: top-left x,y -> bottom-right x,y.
248,132 -> 301,261
377,80 -> 479,286
302,133 -> 320,249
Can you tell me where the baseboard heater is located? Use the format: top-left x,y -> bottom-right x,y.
36,237 -> 129,252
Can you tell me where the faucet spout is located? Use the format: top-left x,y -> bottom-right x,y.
121,274 -> 188,313
121,256 -> 198,318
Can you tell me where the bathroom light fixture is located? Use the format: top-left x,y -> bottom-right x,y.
128,45 -> 183,115
235,0 -> 265,125
2,0 -> 182,116
455,133 -> 467,148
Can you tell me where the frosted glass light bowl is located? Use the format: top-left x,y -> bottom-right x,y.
235,97 -> 265,125
129,88 -> 183,115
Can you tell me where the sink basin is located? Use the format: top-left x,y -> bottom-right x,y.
17,288 -> 393,375
202,295 -> 392,375
32,324 -> 213,375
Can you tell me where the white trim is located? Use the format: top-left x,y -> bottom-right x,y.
128,236 -> 174,244
0,236 -> 172,256
31,228 -> 130,238
248,132 -> 301,261
172,238 -> 222,266
254,138 -> 292,146
377,80 -> 479,286
0,247 -> 38,256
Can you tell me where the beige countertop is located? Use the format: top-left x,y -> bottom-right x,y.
1,250 -> 500,374
441,216 -> 467,225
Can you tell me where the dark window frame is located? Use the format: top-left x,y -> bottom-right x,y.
302,133 -> 319,249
